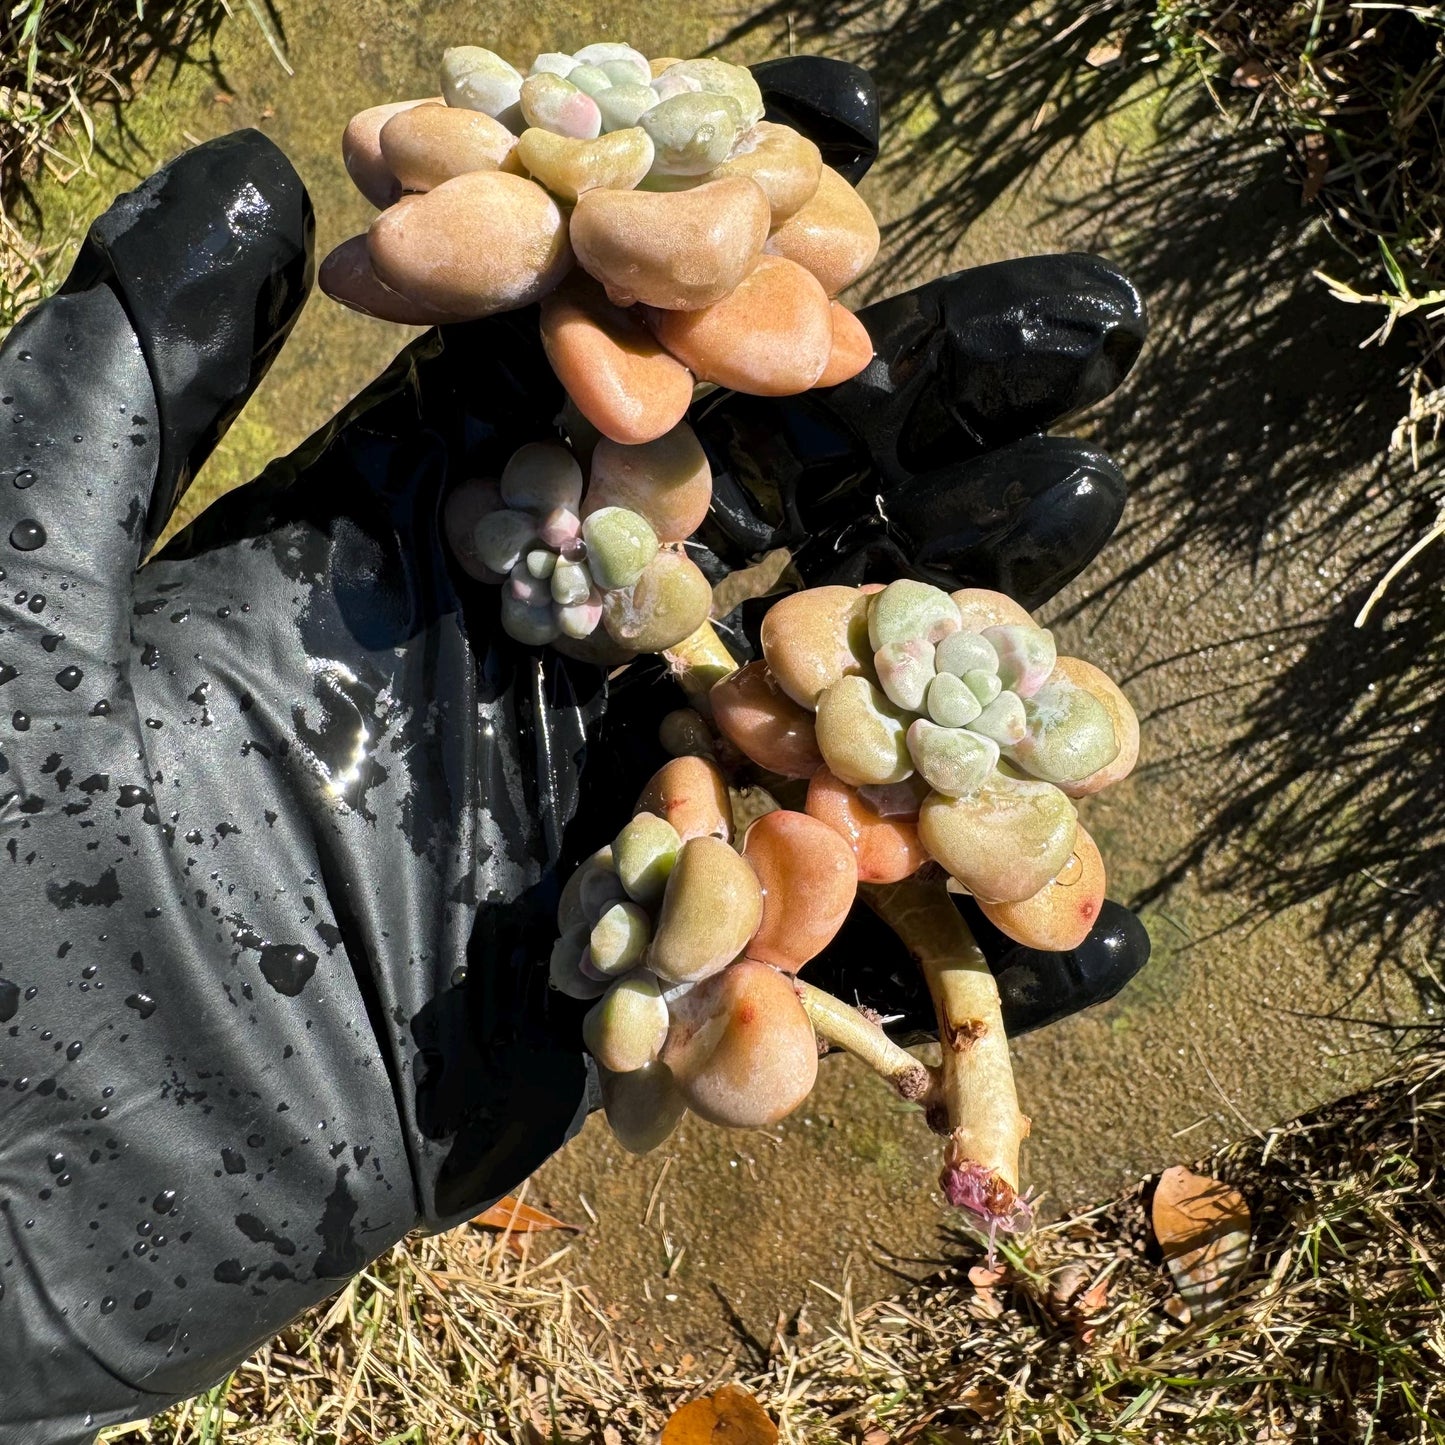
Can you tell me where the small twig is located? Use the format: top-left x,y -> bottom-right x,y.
1192,1040 -> 1265,1141
796,980 -> 933,1101
643,1155 -> 672,1228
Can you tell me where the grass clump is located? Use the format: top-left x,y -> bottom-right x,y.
1171,3 -> 1445,282
1169,2 -> 1445,461
0,0 -> 288,328
765,1029 -> 1445,1443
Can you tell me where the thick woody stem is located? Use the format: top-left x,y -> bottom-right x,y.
861,878 -> 1033,1238
796,980 -> 934,1102
662,620 -> 738,716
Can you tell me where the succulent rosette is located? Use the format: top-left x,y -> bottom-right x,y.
711,579 -> 1140,953
686,579 -> 1142,1238
549,755 -> 876,1153
442,424 -> 716,652
323,42 -> 880,453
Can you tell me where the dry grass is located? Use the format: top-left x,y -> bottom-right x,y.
103,1028 -> 1445,1444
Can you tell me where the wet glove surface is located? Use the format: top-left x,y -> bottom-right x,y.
0,59 -> 1148,1443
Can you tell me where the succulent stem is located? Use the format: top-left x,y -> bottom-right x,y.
860,878 -> 1033,1240
795,980 -> 933,1101
663,619 -> 737,714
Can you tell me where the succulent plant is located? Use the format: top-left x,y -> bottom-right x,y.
444,433 -> 714,654
716,579 -> 1139,942
340,39 -> 1138,1249
687,580 -> 1141,1239
549,756 -> 861,1149
444,44 -> 765,188
327,40 -> 881,446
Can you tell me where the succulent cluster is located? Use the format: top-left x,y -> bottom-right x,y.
550,756 -> 859,1152
547,580 -> 1137,1233
712,581 -> 1140,952
324,41 -> 881,455
444,427 -> 715,653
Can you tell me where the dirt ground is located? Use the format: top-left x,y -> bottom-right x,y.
18,0 -> 1433,1366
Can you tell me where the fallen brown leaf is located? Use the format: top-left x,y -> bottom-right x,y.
1152,1165 -> 1250,1324
473,1194 -> 578,1234
660,1384 -> 779,1444
967,1262 -> 1007,1318
957,1382 -> 1004,1419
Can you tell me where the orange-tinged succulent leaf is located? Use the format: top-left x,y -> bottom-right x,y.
977,823 -> 1106,951
741,809 -> 857,972
663,960 -> 817,1127
759,585 -> 872,710
1151,1165 -> 1251,1324
660,1383 -> 779,1444
806,766 -> 928,883
635,754 -> 733,843
950,587 -> 1034,632
710,660 -> 823,778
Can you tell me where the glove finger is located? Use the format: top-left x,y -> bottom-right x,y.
785,434 -> 1128,610
751,56 -> 880,183
688,253 -> 1146,571
0,282 -> 159,679
889,436 -> 1127,609
957,897 -> 1152,1036
804,894 -> 1151,1042
58,128 -> 311,550
849,252 -> 1148,483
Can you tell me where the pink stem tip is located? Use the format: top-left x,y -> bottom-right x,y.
941,1160 -> 1036,1246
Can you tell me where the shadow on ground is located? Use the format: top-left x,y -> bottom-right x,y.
726,0 -> 1445,1007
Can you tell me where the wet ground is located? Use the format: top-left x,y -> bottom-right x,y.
16,0 -> 1432,1367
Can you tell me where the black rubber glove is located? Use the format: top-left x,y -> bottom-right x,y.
0,61 -> 1148,1443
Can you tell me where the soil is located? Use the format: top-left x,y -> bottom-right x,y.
19,0 -> 1430,1370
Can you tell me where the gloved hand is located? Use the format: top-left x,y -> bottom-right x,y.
0,58 -> 1148,1443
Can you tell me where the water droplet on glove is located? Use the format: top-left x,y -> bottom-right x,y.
9,519 -> 45,551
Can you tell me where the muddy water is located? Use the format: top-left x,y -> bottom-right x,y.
21,1 -> 1428,1368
